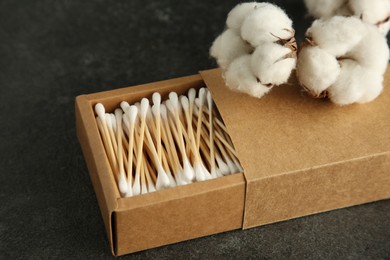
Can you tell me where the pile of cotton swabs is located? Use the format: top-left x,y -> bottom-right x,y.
94,88 -> 242,197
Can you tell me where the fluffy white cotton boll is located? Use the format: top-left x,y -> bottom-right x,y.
224,55 -> 271,98
307,16 -> 367,57
251,42 -> 296,86
328,60 -> 384,105
350,24 -> 390,74
304,0 -> 349,18
349,0 -> 390,35
296,46 -> 341,96
226,2 -> 264,31
241,4 -> 293,46
210,29 -> 253,70
358,73 -> 384,104
378,18 -> 390,35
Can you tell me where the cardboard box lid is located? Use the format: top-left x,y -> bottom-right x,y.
200,68 -> 390,227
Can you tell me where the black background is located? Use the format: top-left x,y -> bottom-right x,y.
1,0 -> 389,259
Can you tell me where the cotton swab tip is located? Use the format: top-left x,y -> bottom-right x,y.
120,101 -> 130,112
156,172 -> 170,191
133,181 -> 141,196
114,108 -> 123,121
194,163 -> 206,181
182,159 -> 195,181
199,88 -> 206,104
125,189 -> 133,198
118,171 -> 128,195
94,103 -> 106,119
180,96 -> 190,110
128,105 -> 138,123
152,92 -> 161,105
188,88 -> 196,102
207,91 -> 213,107
140,98 -> 149,117
169,92 -> 179,108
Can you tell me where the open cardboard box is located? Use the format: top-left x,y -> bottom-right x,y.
76,68 -> 390,256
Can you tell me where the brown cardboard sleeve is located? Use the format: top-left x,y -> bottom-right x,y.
200,68 -> 390,229
76,67 -> 390,256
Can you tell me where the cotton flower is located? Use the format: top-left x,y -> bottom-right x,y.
210,29 -> 253,70
297,16 -> 389,105
226,2 -> 266,31
305,16 -> 367,57
349,0 -> 390,35
240,4 -> 294,46
296,46 -> 340,97
210,2 -> 297,99
328,60 -> 384,105
251,42 -> 296,86
304,0 -> 390,35
304,0 -> 349,18
224,55 -> 272,98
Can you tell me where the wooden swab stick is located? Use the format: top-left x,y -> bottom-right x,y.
115,109 -> 128,195
195,88 -> 207,151
95,104 -> 118,176
143,157 -> 156,193
140,158 -> 148,194
214,134 -> 239,174
122,103 -> 138,197
148,103 -> 177,187
206,91 -> 217,178
160,146 -> 177,187
213,119 -> 243,172
167,94 -> 194,182
193,103 -> 239,159
145,157 -> 157,184
106,113 -> 130,175
142,111 -> 170,190
161,104 -> 189,186
152,93 -> 162,161
197,123 -> 230,176
181,96 -> 212,181
196,102 -> 229,136
96,117 -> 119,178
132,98 -> 148,196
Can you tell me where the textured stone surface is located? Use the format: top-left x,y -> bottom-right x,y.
0,0 -> 389,259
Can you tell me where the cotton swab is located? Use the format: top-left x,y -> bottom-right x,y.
138,106 -> 171,191
206,91 -> 218,178
161,104 -> 189,186
95,104 -> 118,175
180,96 -> 212,181
166,103 -> 193,184
167,93 -> 195,182
132,98 -> 148,196
114,108 -> 128,196
152,93 -> 162,160
124,104 -> 138,197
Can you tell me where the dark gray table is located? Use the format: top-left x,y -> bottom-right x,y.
1,0 -> 389,259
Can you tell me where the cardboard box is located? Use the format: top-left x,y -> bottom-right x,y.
76,68 -> 390,256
